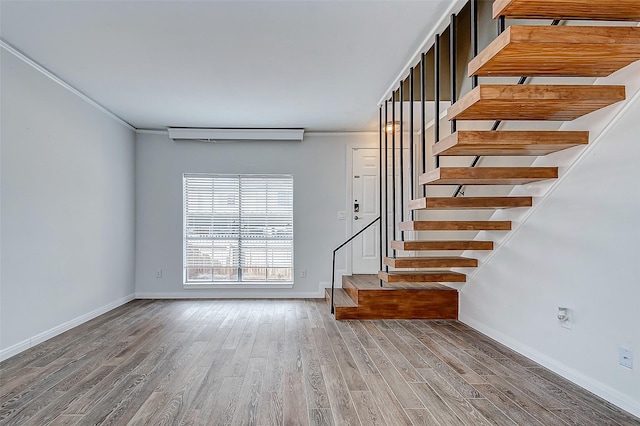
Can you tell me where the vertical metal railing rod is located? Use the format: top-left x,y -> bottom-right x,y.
384,100 -> 389,271
378,106 -> 383,272
471,0 -> 479,89
434,34 -> 441,169
450,13 -> 457,134
391,90 -> 397,245
399,81 -> 404,228
498,15 -> 506,34
409,67 -> 415,220
420,53 -> 427,197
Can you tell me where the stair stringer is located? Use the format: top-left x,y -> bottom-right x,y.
458,59 -> 640,284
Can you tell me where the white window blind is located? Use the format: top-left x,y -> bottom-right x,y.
184,174 -> 293,283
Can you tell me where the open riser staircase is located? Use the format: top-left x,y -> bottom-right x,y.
328,0 -> 640,320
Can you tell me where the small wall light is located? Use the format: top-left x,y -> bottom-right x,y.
385,121 -> 401,133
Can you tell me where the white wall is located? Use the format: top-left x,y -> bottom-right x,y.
135,131 -> 377,298
0,50 -> 136,359
460,61 -> 640,417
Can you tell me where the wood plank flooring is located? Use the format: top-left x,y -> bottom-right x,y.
1,299 -> 638,425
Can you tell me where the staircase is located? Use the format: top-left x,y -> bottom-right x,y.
328,0 -> 640,319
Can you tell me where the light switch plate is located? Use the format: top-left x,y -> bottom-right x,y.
620,347 -> 633,369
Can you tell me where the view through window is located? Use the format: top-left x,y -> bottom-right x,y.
183,174 -> 293,284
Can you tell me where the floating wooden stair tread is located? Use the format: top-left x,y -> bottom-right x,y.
399,220 -> 511,231
408,196 -> 532,210
419,167 -> 558,185
469,26 -> 640,78
391,240 -> 494,251
384,256 -> 478,268
493,0 -> 640,21
379,271 -> 466,283
447,85 -> 625,121
433,130 -> 589,156
345,274 -> 451,291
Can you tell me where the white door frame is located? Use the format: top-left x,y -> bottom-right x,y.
345,141 -> 380,277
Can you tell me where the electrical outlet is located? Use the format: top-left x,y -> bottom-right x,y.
337,211 -> 346,220
156,269 -> 162,278
620,347 -> 633,369
300,269 -> 307,278
558,307 -> 572,330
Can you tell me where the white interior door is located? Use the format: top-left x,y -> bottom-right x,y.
352,148 -> 380,274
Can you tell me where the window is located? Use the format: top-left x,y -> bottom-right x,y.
183,174 -> 293,285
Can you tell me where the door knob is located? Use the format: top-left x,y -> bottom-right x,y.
354,216 -> 361,220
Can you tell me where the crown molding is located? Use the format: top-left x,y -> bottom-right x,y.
1,39 -> 135,131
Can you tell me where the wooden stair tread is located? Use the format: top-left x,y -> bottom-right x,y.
419,167 -> 558,185
325,287 -> 357,307
447,85 -> 625,121
384,256 -> 478,268
343,274 -> 452,291
433,131 -> 589,156
400,220 -> 511,231
408,196 -> 532,210
469,26 -> 640,78
379,270 -> 467,283
391,240 -> 494,251
493,0 -> 640,21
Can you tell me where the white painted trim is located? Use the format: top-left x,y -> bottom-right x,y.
460,315 -> 640,418
0,293 -> 135,362
1,39 -> 135,132
184,283 -> 293,289
136,292 -> 324,299
306,131 -> 378,136
377,0 -> 469,106
136,130 -> 378,136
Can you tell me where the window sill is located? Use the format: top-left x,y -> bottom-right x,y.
183,282 -> 294,290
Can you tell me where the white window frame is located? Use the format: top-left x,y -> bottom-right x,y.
183,173 -> 294,289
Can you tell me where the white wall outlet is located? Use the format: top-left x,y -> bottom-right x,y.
300,269 -> 307,278
156,269 -> 162,278
558,307 -> 572,329
619,347 -> 633,369
337,211 -> 346,220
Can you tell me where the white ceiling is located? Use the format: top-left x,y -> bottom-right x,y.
1,0 -> 451,131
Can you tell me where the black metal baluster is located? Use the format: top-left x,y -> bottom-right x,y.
409,67 -> 415,220
384,100 -> 389,272
450,13 -> 457,134
420,53 -> 427,197
391,90 -> 397,246
471,0 -> 478,89
378,106 -> 383,273
434,34 -> 440,169
399,81 -> 404,229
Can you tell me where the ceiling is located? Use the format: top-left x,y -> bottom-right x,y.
1,0 -> 451,131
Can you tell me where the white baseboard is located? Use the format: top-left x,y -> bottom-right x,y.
135,291 -> 325,299
460,315 -> 640,418
0,293 -> 135,362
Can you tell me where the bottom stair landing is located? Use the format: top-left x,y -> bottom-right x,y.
325,274 -> 458,320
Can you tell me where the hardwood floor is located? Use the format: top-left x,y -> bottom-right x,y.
1,299 -> 638,425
